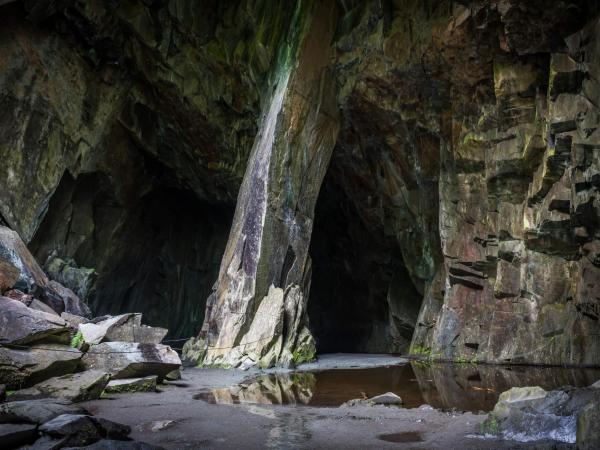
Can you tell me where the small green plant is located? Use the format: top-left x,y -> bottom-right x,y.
481,415 -> 501,435
70,330 -> 84,348
292,347 -> 315,365
411,345 -> 432,357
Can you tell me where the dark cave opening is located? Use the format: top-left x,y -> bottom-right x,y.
307,171 -> 422,354
30,168 -> 233,340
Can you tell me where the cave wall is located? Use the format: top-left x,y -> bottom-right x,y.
1,0 -> 599,368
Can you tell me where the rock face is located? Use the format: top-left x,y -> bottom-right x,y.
0,1 -> 600,368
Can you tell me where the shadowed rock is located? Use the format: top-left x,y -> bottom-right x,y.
11,370 -> 110,402
0,297 -> 69,345
0,399 -> 86,424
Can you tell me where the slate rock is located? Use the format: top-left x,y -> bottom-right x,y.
3,289 -> 33,305
46,280 -> 92,318
45,257 -> 96,302
0,226 -> 49,294
368,392 -> 403,405
30,298 -> 61,316
11,370 -> 110,402
0,297 -> 69,345
0,260 -> 19,293
61,312 -> 90,329
164,369 -> 181,381
82,342 -> 181,380
0,399 -> 86,424
104,376 -> 157,394
40,414 -> 101,447
0,343 -> 82,389
79,314 -> 140,345
0,422 -> 38,449
577,399 -> 600,449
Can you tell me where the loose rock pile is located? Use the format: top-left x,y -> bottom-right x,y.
0,225 -> 178,449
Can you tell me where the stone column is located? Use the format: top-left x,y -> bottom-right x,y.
184,0 -> 339,368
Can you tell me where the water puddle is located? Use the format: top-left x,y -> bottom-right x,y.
378,431 -> 424,443
195,362 -> 600,413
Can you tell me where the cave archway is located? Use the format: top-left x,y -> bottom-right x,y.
30,161 -> 233,340
307,171 -> 422,354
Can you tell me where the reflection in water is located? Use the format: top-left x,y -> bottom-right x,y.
195,362 -> 600,413
378,432 -> 424,443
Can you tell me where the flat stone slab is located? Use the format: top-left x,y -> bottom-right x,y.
0,422 -> 38,448
105,376 -> 157,394
82,342 -> 181,380
79,314 -> 138,346
294,353 -> 409,371
0,343 -> 82,389
0,399 -> 85,424
11,370 -> 110,403
0,297 -> 69,345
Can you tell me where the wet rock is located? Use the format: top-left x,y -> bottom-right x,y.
0,260 -> 19,293
40,414 -> 102,447
577,399 -> 600,449
483,386 -> 600,444
82,342 -> 181,380
0,399 -> 85,424
0,422 -> 38,449
104,376 -> 157,394
368,392 -> 403,405
0,297 -> 69,345
11,370 -> 110,402
40,413 -> 131,446
0,344 -> 82,389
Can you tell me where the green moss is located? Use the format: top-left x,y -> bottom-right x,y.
292,346 -> 316,365
410,345 -> 432,357
70,330 -> 84,348
481,415 -> 501,435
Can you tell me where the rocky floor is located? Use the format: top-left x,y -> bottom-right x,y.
81,363 -> 578,450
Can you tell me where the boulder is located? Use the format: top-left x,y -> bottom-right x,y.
82,342 -> 181,380
0,226 -> 48,294
0,260 -> 19,293
3,289 -> 33,305
0,344 -> 82,389
368,392 -> 403,405
0,297 -> 69,345
482,386 -> 600,444
30,298 -> 60,316
590,380 -> 600,389
164,369 -> 181,381
107,323 -> 168,345
79,314 -> 140,345
104,376 -> 157,394
39,414 -> 131,447
11,370 -> 110,402
40,414 -> 101,447
0,422 -> 38,449
46,280 -> 92,318
0,399 -> 85,424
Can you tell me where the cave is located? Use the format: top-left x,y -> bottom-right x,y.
308,168 -> 422,354
29,157 -> 233,340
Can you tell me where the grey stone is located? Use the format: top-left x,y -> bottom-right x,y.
64,440 -> 165,450
0,399 -> 85,424
0,344 -> 82,389
577,399 -> 600,449
0,259 -> 19,293
45,257 -> 96,302
40,414 -> 101,447
11,370 -> 110,402
61,312 -> 89,329
30,298 -> 60,316
0,297 -> 69,345
368,392 -> 403,405
0,422 -> 38,448
82,342 -> 181,380
79,314 -> 140,345
46,280 -> 91,318
164,369 -> 181,381
104,376 -> 157,394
